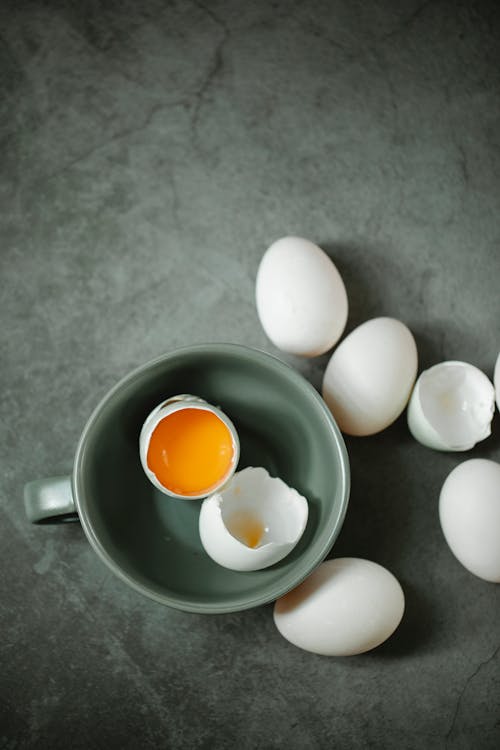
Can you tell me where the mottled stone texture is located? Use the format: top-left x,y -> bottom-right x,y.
1,0 -> 499,748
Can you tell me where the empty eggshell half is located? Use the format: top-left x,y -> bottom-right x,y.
198,467 -> 309,572
407,361 -> 495,451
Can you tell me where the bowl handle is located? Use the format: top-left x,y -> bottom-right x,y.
24,476 -> 79,524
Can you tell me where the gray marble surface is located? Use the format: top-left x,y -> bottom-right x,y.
2,1 -> 500,748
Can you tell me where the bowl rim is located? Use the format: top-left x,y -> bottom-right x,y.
73,342 -> 350,614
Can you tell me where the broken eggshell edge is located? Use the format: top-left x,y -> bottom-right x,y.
407,360 -> 495,451
198,467 -> 309,572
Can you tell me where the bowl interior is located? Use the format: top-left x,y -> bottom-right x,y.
75,344 -> 349,613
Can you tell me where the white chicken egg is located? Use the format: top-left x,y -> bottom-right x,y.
439,459 -> 500,582
198,467 -> 308,572
407,361 -> 495,451
494,352 -> 500,412
273,558 -> 405,656
321,317 -> 418,436
255,236 -> 348,357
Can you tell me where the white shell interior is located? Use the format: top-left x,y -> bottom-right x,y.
418,362 -> 495,449
221,467 -> 307,547
199,467 -> 309,572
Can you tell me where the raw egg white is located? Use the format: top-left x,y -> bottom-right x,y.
273,558 -> 405,656
322,317 -> 418,436
407,361 -> 495,451
256,236 -> 348,357
198,467 -> 308,571
439,459 -> 500,582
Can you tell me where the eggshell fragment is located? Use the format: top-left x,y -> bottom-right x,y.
407,361 -> 495,451
255,236 -> 348,357
439,459 -> 500,582
199,467 -> 309,572
273,558 -> 405,656
321,317 -> 418,436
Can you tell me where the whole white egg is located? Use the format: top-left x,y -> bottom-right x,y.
494,352 -> 500,412
439,459 -> 500,582
255,236 -> 348,357
321,317 -> 418,435
273,558 -> 405,656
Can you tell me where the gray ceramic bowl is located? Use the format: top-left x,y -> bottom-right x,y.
68,344 -> 350,613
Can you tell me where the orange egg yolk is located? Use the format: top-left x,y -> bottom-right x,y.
147,408 -> 235,496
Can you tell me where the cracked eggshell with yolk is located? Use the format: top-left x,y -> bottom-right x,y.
198,467 -> 309,572
139,396 -> 239,499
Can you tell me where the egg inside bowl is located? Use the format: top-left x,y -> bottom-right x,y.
74,343 -> 350,613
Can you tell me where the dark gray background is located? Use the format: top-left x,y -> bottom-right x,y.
1,1 -> 499,748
